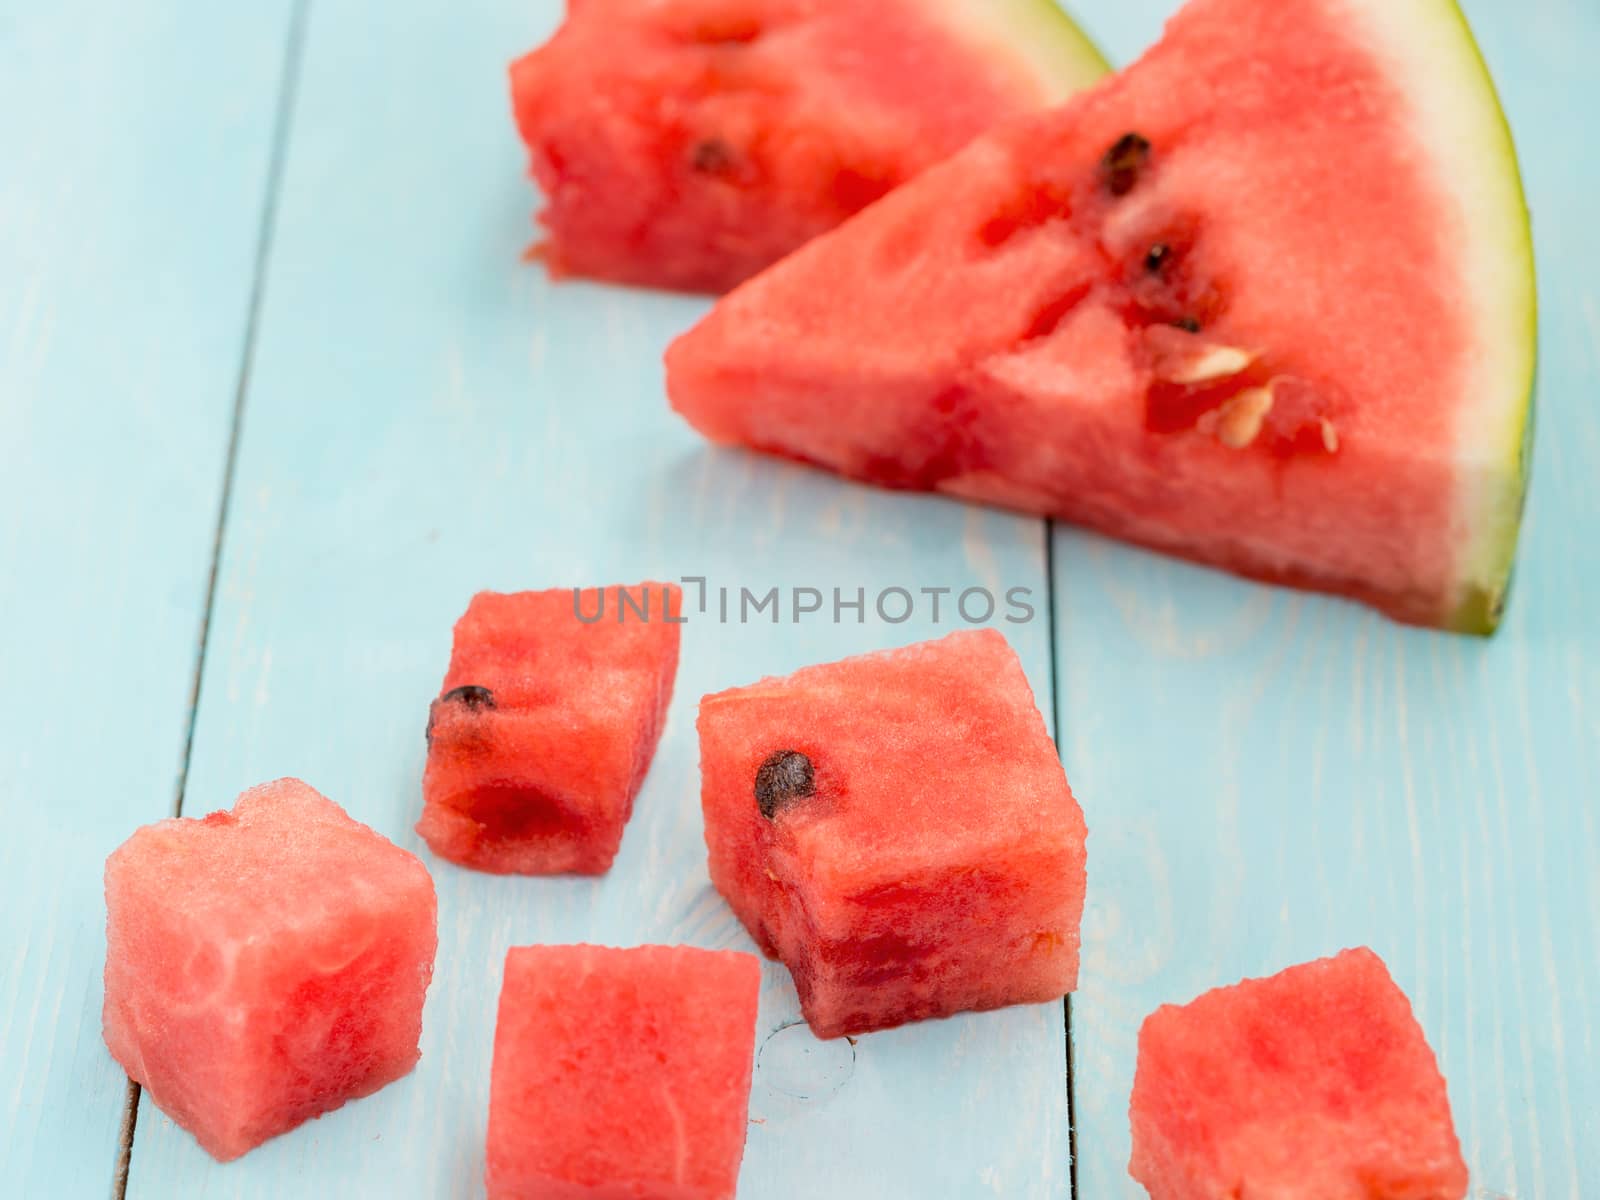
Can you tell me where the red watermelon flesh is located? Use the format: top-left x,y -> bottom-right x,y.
418,583 -> 681,875
486,944 -> 762,1200
667,0 -> 1537,633
510,0 -> 1108,293
102,779 -> 437,1162
1129,948 -> 1468,1200
697,628 -> 1085,1039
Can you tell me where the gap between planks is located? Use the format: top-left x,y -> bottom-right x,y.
1045,517 -> 1079,1200
111,0 -> 314,1194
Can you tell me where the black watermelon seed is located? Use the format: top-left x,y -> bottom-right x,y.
442,685 -> 496,710
427,685 -> 496,746
1101,132 -> 1151,197
690,139 -> 738,177
754,750 -> 815,820
1144,243 -> 1172,274
1173,316 -> 1202,334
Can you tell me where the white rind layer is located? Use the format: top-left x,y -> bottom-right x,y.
1344,0 -> 1536,629
934,0 -> 1112,103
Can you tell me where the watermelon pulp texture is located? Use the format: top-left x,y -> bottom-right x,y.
698,628 -> 1085,1039
102,779 -> 437,1162
667,0 -> 1536,633
1129,948 -> 1468,1200
486,944 -> 762,1200
510,0 -> 1108,292
418,583 -> 681,875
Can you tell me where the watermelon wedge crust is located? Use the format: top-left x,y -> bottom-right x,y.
1128,948 -> 1469,1200
510,0 -> 1109,293
667,0 -> 1536,633
1395,0 -> 1537,634
912,0 -> 1111,98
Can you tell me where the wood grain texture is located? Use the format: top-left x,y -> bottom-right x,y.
0,0 -> 297,1194
1058,1 -> 1600,1195
120,0 -> 1069,1195
5,0 -> 1591,1194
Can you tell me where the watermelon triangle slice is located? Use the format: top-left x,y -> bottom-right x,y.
667,0 -> 1537,633
511,0 -> 1109,293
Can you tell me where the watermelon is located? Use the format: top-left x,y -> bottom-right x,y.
1128,948 -> 1468,1199
486,943 -> 762,1200
102,779 -> 437,1162
417,582 -> 681,875
667,0 -> 1537,633
697,628 -> 1085,1039
509,0 -> 1109,293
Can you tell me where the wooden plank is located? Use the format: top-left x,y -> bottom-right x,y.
121,0 -> 1069,1194
0,0 -> 298,1194
1058,0 -> 1600,1194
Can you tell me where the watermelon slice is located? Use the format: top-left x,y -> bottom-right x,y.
509,0 -> 1109,293
102,779 -> 438,1162
417,583 -> 681,875
1128,948 -> 1468,1199
667,0 -> 1537,633
697,628 -> 1086,1039
486,944 -> 762,1200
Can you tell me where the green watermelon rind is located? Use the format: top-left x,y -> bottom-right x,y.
949,0 -> 1530,634
936,0 -> 1112,100
1391,0 -> 1537,636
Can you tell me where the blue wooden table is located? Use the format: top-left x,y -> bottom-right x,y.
2,0 -> 1595,1195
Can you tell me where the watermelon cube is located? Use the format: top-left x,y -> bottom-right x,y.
102,779 -> 437,1162
417,582 -> 681,875
487,944 -> 762,1200
1129,948 -> 1469,1200
697,628 -> 1086,1039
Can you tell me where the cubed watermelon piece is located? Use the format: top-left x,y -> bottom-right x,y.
1129,948 -> 1469,1200
698,628 -> 1086,1038
418,582 -> 682,875
102,779 -> 437,1162
487,944 -> 762,1200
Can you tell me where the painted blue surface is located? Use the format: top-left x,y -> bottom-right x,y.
0,0 -> 1593,1196
0,0 -> 296,1194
